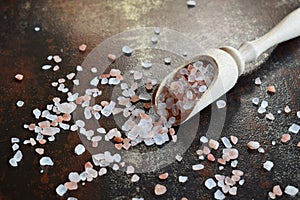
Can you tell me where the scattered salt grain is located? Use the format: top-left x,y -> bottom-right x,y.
66,73 -> 75,80
204,178 -> 216,190
79,44 -> 87,52
261,100 -> 268,108
231,160 -> 238,168
288,123 -> 300,134
131,174 -> 140,182
200,136 -> 208,143
33,108 -> 41,119
133,71 -> 143,80
187,0 -> 196,7
99,168 -> 107,176
229,186 -> 237,195
75,144 -> 85,155
42,65 -> 52,70
154,27 -> 160,35
108,54 -> 116,61
216,100 -> 226,109
158,173 -> 169,180
176,154 -> 183,162
154,184 -> 167,195
9,158 -> 18,167
151,36 -> 158,44
284,105 -> 291,113
47,55 -> 52,60
252,97 -> 259,105
267,85 -> 276,93
122,46 -> 133,55
281,134 -> 291,143
56,184 -> 67,197
284,185 -> 299,196
247,141 -> 260,150
16,100 -> 24,107
15,74 -> 24,80
266,113 -> 275,121
40,156 -> 54,166
269,192 -> 276,199
164,57 -> 171,64
273,185 -> 282,196
214,189 -> 226,200
53,65 -> 60,71
239,179 -> 245,186
230,136 -> 238,145
192,163 -> 204,171
258,147 -> 265,153
53,55 -> 62,63
34,26 -> 40,32
91,67 -> 97,73
209,139 -> 219,150
263,160 -> 274,171
141,61 -> 152,69
258,107 -> 266,114
179,176 -> 188,183
12,143 -> 19,151
255,77 -> 261,85
76,65 -> 83,71
221,137 -> 232,148
90,77 -> 99,86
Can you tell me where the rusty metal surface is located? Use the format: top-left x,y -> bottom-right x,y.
0,0 -> 299,199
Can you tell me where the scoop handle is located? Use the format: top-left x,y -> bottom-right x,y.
239,8 -> 300,63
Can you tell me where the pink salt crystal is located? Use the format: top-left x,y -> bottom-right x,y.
222,185 -> 230,194
225,177 -> 235,186
35,148 -> 44,155
15,74 -> 24,81
217,158 -> 226,165
53,55 -> 62,63
202,146 -> 211,155
297,142 -> 300,148
84,162 -> 93,169
273,185 -> 283,196
247,141 -> 260,149
30,138 -> 36,146
230,136 -> 238,145
215,174 -> 225,181
110,69 -> 121,76
158,173 -> 169,180
79,44 -> 87,52
227,148 -> 239,160
53,65 -> 60,71
229,186 -> 237,195
38,121 -> 50,128
281,134 -> 291,143
64,182 -> 78,190
267,85 -> 276,93
284,105 -> 291,113
108,54 -> 116,61
208,139 -> 219,150
232,170 -> 244,177
269,192 -> 276,199
266,113 -> 275,121
154,184 -> 167,195
207,153 -> 215,162
38,139 -> 47,144
181,198 -> 188,200
231,175 -> 240,182
133,71 -> 143,80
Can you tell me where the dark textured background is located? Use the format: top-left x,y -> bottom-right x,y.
0,0 -> 299,199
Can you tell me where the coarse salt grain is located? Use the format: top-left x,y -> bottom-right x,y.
273,185 -> 282,196
200,136 -> 208,143
154,184 -> 167,195
122,46 -> 133,55
107,54 -> 116,61
204,178 -> 216,190
178,176 -> 188,183
16,100 -> 24,107
15,74 -> 24,80
267,85 -> 276,93
158,172 -> 169,180
254,77 -> 261,85
266,113 -> 275,121
79,44 -> 87,52
284,105 -> 291,113
42,64 -> 52,70
230,136 -> 238,145
187,0 -> 196,7
281,134 -> 291,143
288,123 -> 300,134
53,55 -> 62,63
192,164 -> 204,170
74,144 -> 85,155
214,189 -> 226,200
216,100 -> 226,109
56,184 -> 67,197
40,156 -> 54,166
247,141 -> 260,149
284,185 -> 299,196
252,97 -> 259,105
263,161 -> 274,171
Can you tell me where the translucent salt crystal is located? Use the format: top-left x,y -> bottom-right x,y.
154,27 -> 160,34
113,153 -> 121,163
33,108 -> 41,119
12,143 -> 19,151
252,97 -> 259,105
100,78 -> 108,85
204,178 -> 216,190
67,197 -> 78,200
16,100 -> 24,107
131,174 -> 140,182
96,127 -> 106,134
261,100 -> 268,108
108,78 -> 120,85
99,168 -> 107,176
231,160 -> 238,168
9,158 -> 18,167
209,139 -> 219,150
229,186 -> 237,195
84,107 -> 92,119
179,176 -> 188,183
68,172 -> 80,183
288,123 -> 300,134
122,46 -> 133,54
11,137 -> 20,143
139,93 -> 151,101
13,150 -> 23,162
247,141 -> 260,149
151,35 -> 158,44
75,120 -> 85,128
284,185 -> 298,196
40,156 -> 54,166
239,179 -> 245,185
214,189 -> 225,200
176,154 -> 183,162
198,85 -> 207,93
90,77 -> 99,86
76,65 -> 83,71
53,65 -> 60,71
133,71 -> 143,80
42,65 -> 52,70
154,184 -> 167,196
56,184 -> 67,197
80,171 -> 88,181
255,77 -> 261,85
132,198 -> 144,200
258,107 -> 266,114
48,135 -> 55,141
221,137 -> 232,148
258,147 -> 265,153
53,55 -> 62,63
74,144 -> 85,155
90,67 -> 97,73
269,192 -> 276,199
216,100 -> 226,109
187,0 -> 196,7
57,102 -> 77,114
142,61 -> 152,68
200,136 -> 208,143
263,160 -> 274,171
86,168 -> 98,178
164,57 -> 171,64
266,113 -> 275,120
192,164 -> 204,171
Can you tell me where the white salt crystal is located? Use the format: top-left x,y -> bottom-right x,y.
75,144 -> 85,155
86,168 -> 98,178
48,135 -> 55,141
11,137 -> 20,143
139,93 -> 151,101
216,100 -> 226,109
76,65 -> 83,71
247,141 -> 260,149
154,27 -> 160,34
200,136 -> 208,143
13,150 -> 23,162
73,79 -> 80,85
76,120 -> 85,128
239,179 -> 245,186
205,178 -> 217,190
176,154 -> 183,162
272,141 -> 276,145
122,46 -> 133,54
221,137 -> 232,148
16,100 -> 24,107
258,147 -> 265,153
53,55 -> 62,63
261,100 -> 268,108
187,0 -> 196,7
288,123 -> 300,134
126,166 -> 135,174
57,102 -> 77,114
252,97 -> 259,105
164,57 -> 171,64
12,143 -> 19,151
66,73 -> 75,80
91,67 -> 97,73
258,107 -> 266,114
108,78 -> 120,85
255,77 -> 261,85
68,172 -> 81,183
266,113 -> 275,121
67,197 -> 78,200
90,77 -> 99,86
99,168 -> 107,176
112,164 -> 119,171
192,164 -> 204,170
42,65 -> 52,70
178,176 -> 188,183
231,160 -> 238,168
47,55 -> 52,60
59,122 -> 70,130
34,26 -> 40,31
219,166 -> 224,170
100,78 -> 108,84
9,158 -> 18,167
141,62 -> 152,69
131,174 -> 140,182
40,156 -> 54,166
113,153 -> 121,163
96,127 -> 106,134
263,161 -> 274,171
56,184 -> 67,197
33,108 -> 41,119
151,35 -> 158,44
198,85 -> 207,93
214,189 -> 225,200
284,185 -> 299,196
133,71 -> 143,80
